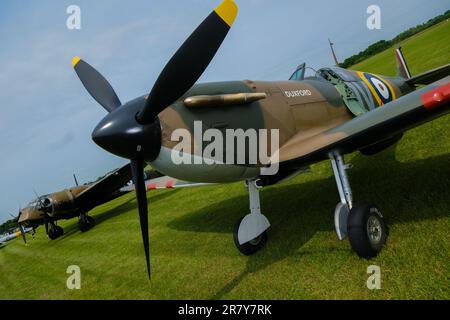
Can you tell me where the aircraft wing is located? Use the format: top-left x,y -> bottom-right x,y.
275,77 -> 450,169
406,63 -> 450,86
75,163 -> 132,208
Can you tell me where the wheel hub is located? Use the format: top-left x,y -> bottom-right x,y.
367,216 -> 382,245
249,235 -> 262,246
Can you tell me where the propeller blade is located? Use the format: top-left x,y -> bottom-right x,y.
73,173 -> 79,187
33,190 -> 46,211
131,159 -> 151,279
137,0 -> 238,124
19,224 -> 27,244
72,57 -> 122,112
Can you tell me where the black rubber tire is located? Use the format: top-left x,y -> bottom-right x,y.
55,226 -> 64,235
347,204 -> 387,258
48,226 -> 64,240
79,216 -> 95,232
233,216 -> 267,256
48,229 -> 58,240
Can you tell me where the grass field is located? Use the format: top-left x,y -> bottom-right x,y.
0,21 -> 449,300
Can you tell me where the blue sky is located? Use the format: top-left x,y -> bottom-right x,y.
0,0 -> 448,222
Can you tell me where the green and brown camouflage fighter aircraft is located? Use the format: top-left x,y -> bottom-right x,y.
72,0 -> 450,277
18,164 -> 131,241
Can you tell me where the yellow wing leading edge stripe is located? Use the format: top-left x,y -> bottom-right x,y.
214,0 -> 238,27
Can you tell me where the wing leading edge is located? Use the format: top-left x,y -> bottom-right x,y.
406,64 -> 450,86
75,163 -> 132,208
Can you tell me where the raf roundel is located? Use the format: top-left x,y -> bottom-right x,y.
371,78 -> 390,100
358,72 -> 396,106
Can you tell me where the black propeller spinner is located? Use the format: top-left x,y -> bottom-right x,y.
72,0 -> 238,278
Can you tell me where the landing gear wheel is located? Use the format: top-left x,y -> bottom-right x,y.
347,204 -> 387,258
233,216 -> 267,256
48,225 -> 64,240
79,216 -> 95,232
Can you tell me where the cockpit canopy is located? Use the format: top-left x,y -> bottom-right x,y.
289,63 -> 306,81
27,195 -> 49,209
317,67 -> 359,82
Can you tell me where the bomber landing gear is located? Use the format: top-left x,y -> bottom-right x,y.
78,213 -> 95,232
330,152 -> 388,258
44,215 -> 64,240
233,179 -> 270,255
47,223 -> 64,240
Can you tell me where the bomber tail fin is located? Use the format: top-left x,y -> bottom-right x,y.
395,46 -> 412,79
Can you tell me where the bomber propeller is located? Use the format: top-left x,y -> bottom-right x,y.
9,209 -> 28,244
72,0 -> 238,278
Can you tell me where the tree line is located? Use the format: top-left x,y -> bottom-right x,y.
0,218 -> 19,234
340,10 -> 450,68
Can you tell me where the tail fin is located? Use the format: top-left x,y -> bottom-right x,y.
395,46 -> 412,79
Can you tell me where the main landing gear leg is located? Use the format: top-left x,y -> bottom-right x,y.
78,212 -> 95,232
330,152 -> 353,241
233,179 -> 270,255
330,152 -> 388,258
46,218 -> 64,240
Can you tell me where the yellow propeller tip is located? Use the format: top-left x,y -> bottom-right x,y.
72,56 -> 81,68
215,0 -> 238,27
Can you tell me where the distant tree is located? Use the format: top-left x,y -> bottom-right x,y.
0,218 -> 18,234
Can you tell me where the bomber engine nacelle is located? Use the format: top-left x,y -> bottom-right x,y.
43,186 -> 88,218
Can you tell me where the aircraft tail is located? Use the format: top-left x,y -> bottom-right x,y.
395,44 -> 450,86
395,46 -> 412,79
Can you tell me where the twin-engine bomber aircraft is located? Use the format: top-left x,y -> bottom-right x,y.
18,164 -> 131,241
72,0 -> 450,278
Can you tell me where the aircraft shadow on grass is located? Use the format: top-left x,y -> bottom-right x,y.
30,148 -> 448,297
166,148 -> 449,298
169,150 -> 450,233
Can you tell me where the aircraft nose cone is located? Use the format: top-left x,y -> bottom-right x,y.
92,115 -> 119,146
92,104 -> 161,161
91,118 -> 116,150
